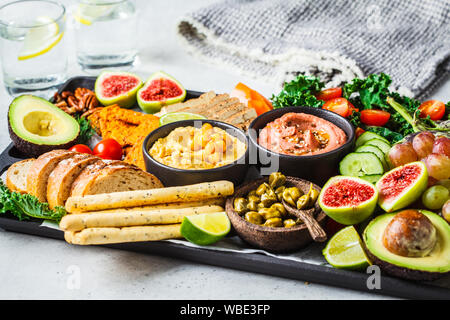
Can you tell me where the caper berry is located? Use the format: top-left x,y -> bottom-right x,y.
309,188 -> 319,205
269,172 -> 286,189
247,195 -> 260,203
258,207 -> 281,220
247,200 -> 259,211
282,187 -> 302,206
260,191 -> 277,207
244,211 -> 264,225
275,186 -> 286,202
270,203 -> 287,216
248,190 -> 257,197
255,183 -> 270,196
263,217 -> 283,227
296,195 -> 310,210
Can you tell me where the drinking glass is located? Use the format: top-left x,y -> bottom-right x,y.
0,0 -> 68,97
73,0 -> 138,74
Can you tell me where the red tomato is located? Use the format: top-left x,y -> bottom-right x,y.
360,109 -> 391,126
315,87 -> 342,101
93,139 -> 123,160
355,127 -> 365,138
230,82 -> 273,116
69,144 -> 93,154
419,100 -> 445,121
322,98 -> 353,117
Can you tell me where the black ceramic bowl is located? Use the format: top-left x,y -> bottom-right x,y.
142,119 -> 249,187
248,106 -> 355,186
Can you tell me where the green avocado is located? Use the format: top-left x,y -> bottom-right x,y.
8,95 -> 80,157
362,210 -> 450,281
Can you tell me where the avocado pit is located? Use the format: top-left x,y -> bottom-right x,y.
382,209 -> 437,258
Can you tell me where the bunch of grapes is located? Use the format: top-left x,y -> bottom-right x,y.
388,132 -> 450,180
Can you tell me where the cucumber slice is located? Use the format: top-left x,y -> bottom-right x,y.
355,131 -> 389,148
365,138 -> 391,155
339,152 -> 384,177
355,145 -> 388,170
360,174 -> 383,184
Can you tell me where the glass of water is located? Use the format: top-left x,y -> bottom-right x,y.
74,0 -> 138,74
0,0 -> 67,97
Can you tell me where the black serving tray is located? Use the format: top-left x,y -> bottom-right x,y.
0,76 -> 449,300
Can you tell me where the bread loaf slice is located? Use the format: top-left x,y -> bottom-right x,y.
26,149 -> 76,202
47,154 -> 100,209
6,158 -> 35,194
70,161 -> 163,198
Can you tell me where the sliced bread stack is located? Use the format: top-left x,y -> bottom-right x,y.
6,149 -> 163,209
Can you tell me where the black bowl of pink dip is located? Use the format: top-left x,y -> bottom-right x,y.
248,106 -> 355,186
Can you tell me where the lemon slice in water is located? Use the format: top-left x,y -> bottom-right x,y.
74,1 -> 115,26
18,16 -> 63,61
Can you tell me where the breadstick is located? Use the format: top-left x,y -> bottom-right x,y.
65,181 -> 234,212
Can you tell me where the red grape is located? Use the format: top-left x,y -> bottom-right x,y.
412,132 -> 435,159
423,153 -> 450,180
388,142 -> 418,168
432,136 -> 450,157
443,200 -> 450,223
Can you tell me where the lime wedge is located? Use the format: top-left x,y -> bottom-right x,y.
74,1 -> 115,26
159,112 -> 206,126
322,226 -> 369,270
18,16 -> 63,61
180,212 -> 231,245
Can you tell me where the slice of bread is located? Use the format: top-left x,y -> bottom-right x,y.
70,161 -> 163,197
46,154 -> 101,209
26,149 -> 76,202
6,158 -> 35,194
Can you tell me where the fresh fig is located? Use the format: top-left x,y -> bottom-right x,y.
137,71 -> 186,114
95,71 -> 143,108
319,176 -> 379,225
376,161 -> 428,212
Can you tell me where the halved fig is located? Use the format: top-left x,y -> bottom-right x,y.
375,161 -> 428,212
319,176 -> 379,225
95,71 -> 143,108
137,71 -> 186,114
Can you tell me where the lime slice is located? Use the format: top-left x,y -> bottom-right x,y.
18,16 -> 63,61
322,226 -> 369,270
180,212 -> 231,245
74,1 -> 115,26
159,112 -> 207,126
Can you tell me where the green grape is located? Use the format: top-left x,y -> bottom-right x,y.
422,185 -> 450,210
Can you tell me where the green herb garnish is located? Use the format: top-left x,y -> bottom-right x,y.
0,181 -> 66,222
75,116 -> 96,145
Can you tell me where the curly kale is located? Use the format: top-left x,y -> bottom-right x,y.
271,75 -> 325,109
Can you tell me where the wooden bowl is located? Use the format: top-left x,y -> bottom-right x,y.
225,176 -> 328,253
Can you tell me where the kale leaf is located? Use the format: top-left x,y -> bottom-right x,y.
271,75 -> 325,109
0,181 -> 66,222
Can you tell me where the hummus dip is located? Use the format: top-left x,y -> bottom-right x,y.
258,112 -> 347,156
149,123 -> 247,170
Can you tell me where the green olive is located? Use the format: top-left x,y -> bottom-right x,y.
270,203 -> 287,216
244,211 -> 264,225
247,195 -> 260,203
269,172 -> 286,189
296,195 -> 310,210
275,186 -> 286,202
247,200 -> 259,212
283,219 -> 297,228
233,197 -> 248,214
255,183 -> 270,196
258,208 -> 281,220
263,218 -> 283,227
282,187 -> 302,206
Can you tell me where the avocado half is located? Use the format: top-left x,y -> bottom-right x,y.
8,95 -> 80,157
362,210 -> 450,281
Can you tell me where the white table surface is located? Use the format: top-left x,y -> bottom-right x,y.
0,0 -> 448,300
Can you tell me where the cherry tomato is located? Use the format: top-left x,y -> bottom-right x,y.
355,127 -> 365,138
93,139 -> 123,160
322,97 -> 353,117
315,87 -> 342,101
230,82 -> 273,116
360,109 -> 391,126
419,100 -> 446,121
69,144 -> 93,154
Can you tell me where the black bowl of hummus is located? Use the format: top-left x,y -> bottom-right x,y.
143,119 -> 249,187
248,106 -> 355,186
